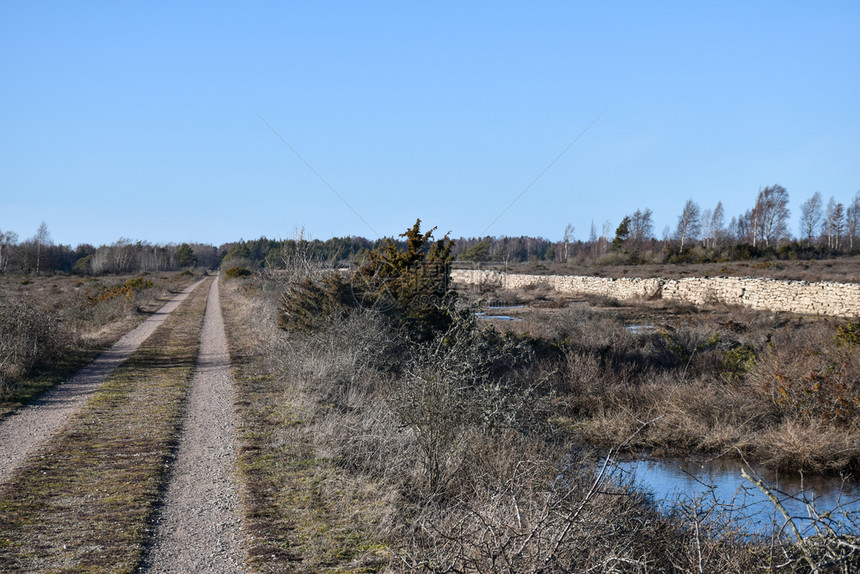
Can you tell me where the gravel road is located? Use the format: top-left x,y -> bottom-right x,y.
140,277 -> 247,573
0,278 -> 208,484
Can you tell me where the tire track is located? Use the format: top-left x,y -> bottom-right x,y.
0,278 -> 208,484
141,277 -> 247,572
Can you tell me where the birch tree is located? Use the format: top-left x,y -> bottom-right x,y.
34,222 -> 51,275
799,191 -> 824,244
0,229 -> 18,274
674,199 -> 701,250
711,201 -> 726,249
846,191 -> 859,250
562,223 -> 574,262
753,185 -> 790,248
824,197 -> 845,251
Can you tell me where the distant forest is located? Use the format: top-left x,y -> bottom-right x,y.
2,185 -> 858,275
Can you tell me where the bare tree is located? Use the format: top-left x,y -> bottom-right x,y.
847,190 -> 860,250
628,208 -> 653,247
587,220 -> 597,257
0,229 -> 18,274
824,197 -> 845,251
562,223 -> 574,262
595,220 -> 612,256
753,185 -> 790,248
732,211 -> 754,245
34,222 -> 52,275
799,191 -> 824,245
90,238 -> 138,274
701,208 -> 713,248
711,201 -> 726,249
674,199 -> 701,250
834,201 -> 846,250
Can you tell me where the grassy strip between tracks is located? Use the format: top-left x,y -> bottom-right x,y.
220,280 -> 389,573
0,277 -> 212,573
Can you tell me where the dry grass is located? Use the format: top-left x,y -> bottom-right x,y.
0,272 -> 201,417
0,277 -> 211,572
220,275 -> 393,573
222,270 -> 820,573
209,264 -> 860,572
466,279 -> 860,476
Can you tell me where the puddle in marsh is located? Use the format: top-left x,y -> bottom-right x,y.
475,312 -> 522,321
626,324 -> 657,334
614,456 -> 860,535
475,304 -> 525,321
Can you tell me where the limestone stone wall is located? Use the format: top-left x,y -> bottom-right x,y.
451,270 -> 860,318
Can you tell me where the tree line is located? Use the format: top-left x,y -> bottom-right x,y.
458,184 -> 860,265
0,226 -> 219,275
1,185 -> 858,275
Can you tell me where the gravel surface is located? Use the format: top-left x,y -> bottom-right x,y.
141,277 -> 248,573
0,278 -> 207,484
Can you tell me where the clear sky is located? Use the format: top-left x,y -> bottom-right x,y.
2,1 -> 858,247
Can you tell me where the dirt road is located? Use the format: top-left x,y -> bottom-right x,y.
0,278 -> 208,484
141,277 -> 247,572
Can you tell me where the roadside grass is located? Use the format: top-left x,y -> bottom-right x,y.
0,272 -> 202,419
220,277 -> 391,573
0,277 -> 211,572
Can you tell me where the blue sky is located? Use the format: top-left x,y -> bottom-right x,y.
2,1 -> 858,246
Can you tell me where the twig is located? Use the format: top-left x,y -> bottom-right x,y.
741,468 -> 819,573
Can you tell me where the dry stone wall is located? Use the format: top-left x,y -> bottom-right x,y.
451,270 -> 860,318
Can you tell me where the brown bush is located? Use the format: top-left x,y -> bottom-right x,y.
0,291 -> 65,395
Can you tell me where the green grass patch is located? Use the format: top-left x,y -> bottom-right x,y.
0,278 -> 212,573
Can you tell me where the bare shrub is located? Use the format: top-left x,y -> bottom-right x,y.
746,321 -> 860,430
754,420 -> 860,473
398,447 -> 681,573
0,291 -> 65,395
661,485 -> 767,573
392,315 -> 551,497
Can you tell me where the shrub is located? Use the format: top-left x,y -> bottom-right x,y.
279,219 -> 456,340
277,273 -> 354,332
0,293 -> 65,395
836,320 -> 860,347
87,276 -> 155,303
225,266 -> 253,279
747,322 -> 860,430
123,277 -> 154,291
720,343 -> 757,381
72,255 -> 91,275
394,314 -> 547,494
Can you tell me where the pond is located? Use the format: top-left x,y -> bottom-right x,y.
613,456 -> 860,536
